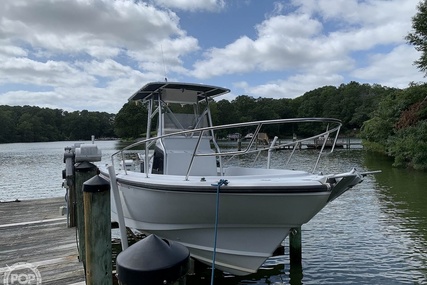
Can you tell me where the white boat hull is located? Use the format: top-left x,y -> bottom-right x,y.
101,168 -> 361,275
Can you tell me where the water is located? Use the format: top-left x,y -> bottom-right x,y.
1,141 -> 426,284
0,140 -> 119,201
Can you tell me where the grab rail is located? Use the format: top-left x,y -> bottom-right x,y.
111,117 -> 342,178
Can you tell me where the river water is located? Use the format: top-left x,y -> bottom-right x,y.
0,140 -> 426,284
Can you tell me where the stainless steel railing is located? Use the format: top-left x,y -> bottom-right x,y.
111,117 -> 342,178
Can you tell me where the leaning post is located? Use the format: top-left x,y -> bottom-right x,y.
83,175 -> 112,285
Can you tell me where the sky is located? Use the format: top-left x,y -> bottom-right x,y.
0,0 -> 425,114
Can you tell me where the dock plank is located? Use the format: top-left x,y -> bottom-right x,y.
0,198 -> 85,284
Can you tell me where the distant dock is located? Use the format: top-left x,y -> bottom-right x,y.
227,137 -> 363,150
0,197 -> 85,285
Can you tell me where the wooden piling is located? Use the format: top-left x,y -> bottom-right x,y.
289,261 -> 303,285
289,227 -> 303,285
83,175 -> 112,285
289,227 -> 302,265
74,161 -> 97,266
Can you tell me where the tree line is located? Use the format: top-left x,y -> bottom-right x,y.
1,80 -> 426,169
114,81 -> 426,170
0,106 -> 115,143
0,81 -> 388,144
114,81 -> 393,139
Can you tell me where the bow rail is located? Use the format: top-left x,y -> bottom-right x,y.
110,117 -> 342,179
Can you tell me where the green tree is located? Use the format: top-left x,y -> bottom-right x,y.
388,121 -> 427,170
114,102 -> 147,139
232,95 -> 257,123
214,99 -> 237,126
62,111 -> 83,139
406,0 -> 427,75
0,107 -> 16,143
361,83 -> 427,169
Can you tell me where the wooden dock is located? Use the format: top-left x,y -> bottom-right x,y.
0,197 -> 86,285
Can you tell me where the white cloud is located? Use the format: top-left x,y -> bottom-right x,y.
0,57 -> 96,87
153,0 -> 225,11
192,13 -> 329,78
0,0 -> 424,113
76,59 -> 135,78
0,0 -> 196,61
2,1 -> 180,46
351,44 -> 424,87
235,73 -> 344,100
127,36 -> 199,74
0,90 -> 67,110
192,0 -> 421,96
0,44 -> 27,57
0,0 -> 201,112
292,0 -> 417,27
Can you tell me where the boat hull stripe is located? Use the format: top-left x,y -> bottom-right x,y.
115,178 -> 328,193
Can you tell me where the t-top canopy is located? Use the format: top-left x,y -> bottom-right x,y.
129,82 -> 230,104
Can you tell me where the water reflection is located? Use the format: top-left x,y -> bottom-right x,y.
185,262 -> 291,285
363,152 -> 427,282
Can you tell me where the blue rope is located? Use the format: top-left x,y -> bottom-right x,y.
210,179 -> 228,285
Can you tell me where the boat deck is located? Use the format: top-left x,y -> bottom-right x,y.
0,197 -> 86,285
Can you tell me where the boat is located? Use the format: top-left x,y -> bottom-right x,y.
244,132 -> 269,144
306,135 -> 344,149
243,133 -> 254,139
99,81 -> 376,276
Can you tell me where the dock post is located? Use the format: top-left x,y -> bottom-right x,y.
83,175 -> 112,285
75,161 -> 97,266
289,227 -> 302,265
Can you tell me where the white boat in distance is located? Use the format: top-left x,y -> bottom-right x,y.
99,81 -> 374,276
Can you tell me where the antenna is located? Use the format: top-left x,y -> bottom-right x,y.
160,44 -> 168,82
